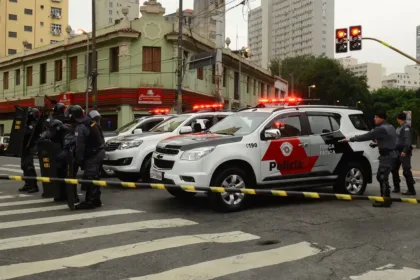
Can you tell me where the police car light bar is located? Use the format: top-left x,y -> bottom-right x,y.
149,108 -> 170,114
193,104 -> 224,111
257,98 -> 322,107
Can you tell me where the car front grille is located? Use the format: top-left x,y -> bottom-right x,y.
105,142 -> 121,151
154,158 -> 175,170
155,146 -> 179,155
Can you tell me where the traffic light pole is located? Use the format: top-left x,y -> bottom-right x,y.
363,37 -> 420,65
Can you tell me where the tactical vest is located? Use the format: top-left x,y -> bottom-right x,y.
84,121 -> 105,155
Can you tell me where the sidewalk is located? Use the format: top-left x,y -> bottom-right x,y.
399,148 -> 420,178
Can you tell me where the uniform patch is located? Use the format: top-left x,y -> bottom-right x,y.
405,128 -> 410,131
75,132 -> 78,136
280,142 -> 293,157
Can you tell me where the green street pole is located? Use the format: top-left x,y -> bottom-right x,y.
363,37 -> 420,65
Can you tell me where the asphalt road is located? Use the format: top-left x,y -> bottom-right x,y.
1,153 -> 420,279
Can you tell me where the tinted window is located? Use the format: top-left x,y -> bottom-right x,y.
330,115 -> 341,131
271,115 -> 302,137
210,112 -> 271,136
349,114 -> 370,131
308,114 -> 341,134
139,119 -> 163,132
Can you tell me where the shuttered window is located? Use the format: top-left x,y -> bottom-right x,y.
142,47 -> 161,72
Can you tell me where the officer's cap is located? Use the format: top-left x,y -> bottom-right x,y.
88,110 -> 101,119
397,112 -> 407,121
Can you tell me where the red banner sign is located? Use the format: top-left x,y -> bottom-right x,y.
138,88 -> 162,104
59,93 -> 73,105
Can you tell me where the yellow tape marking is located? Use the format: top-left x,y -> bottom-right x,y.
271,190 -> 287,196
65,179 -> 79,185
401,198 -> 418,204
210,187 -> 225,193
93,180 -> 107,187
121,182 -> 136,188
36,177 -> 51,183
303,192 -> 320,199
16,120 -> 21,125
44,163 -> 50,168
150,184 -> 166,190
335,194 -> 352,200
9,176 -> 22,181
43,157 -> 50,163
368,196 -> 384,202
241,189 -> 256,195
181,186 -> 196,191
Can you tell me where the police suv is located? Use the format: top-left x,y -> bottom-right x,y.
103,104 -> 233,182
151,98 -> 379,212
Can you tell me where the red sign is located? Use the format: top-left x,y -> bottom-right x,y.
138,88 -> 162,104
59,93 -> 73,105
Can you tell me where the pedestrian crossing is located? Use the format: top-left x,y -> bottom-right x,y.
0,194 -> 419,279
0,163 -> 39,175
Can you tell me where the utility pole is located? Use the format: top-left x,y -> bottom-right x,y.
214,1 -> 225,105
290,73 -> 294,97
176,0 -> 183,114
91,0 -> 98,110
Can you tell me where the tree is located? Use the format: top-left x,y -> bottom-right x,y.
269,55 -> 370,107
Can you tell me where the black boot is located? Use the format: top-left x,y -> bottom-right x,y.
75,185 -> 97,210
392,186 -> 400,193
18,184 -> 32,192
383,183 -> 392,208
26,184 -> 39,193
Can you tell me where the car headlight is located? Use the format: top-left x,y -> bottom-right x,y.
118,140 -> 143,150
180,147 -> 215,161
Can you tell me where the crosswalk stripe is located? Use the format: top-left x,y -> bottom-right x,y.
0,218 -> 198,251
0,231 -> 259,279
3,164 -> 40,170
128,241 -> 335,280
0,194 -> 32,200
0,199 -> 54,208
0,209 -> 142,230
350,264 -> 420,280
0,167 -> 23,173
0,205 -> 68,217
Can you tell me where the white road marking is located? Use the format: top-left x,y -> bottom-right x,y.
0,199 -> 54,208
3,164 -> 40,170
0,167 -> 23,173
0,209 -> 142,229
0,194 -> 32,200
0,218 -> 198,251
0,231 -> 259,279
128,241 -> 335,280
350,264 -> 420,279
0,205 -> 68,217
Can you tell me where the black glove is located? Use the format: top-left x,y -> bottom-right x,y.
369,142 -> 377,148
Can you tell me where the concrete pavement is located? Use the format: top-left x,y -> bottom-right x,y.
1,156 -> 420,279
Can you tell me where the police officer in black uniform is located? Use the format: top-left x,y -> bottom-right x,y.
19,107 -> 41,193
341,110 -> 397,207
65,105 -> 105,210
391,112 -> 415,195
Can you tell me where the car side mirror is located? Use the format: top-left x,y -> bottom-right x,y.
264,129 -> 281,140
180,126 -> 193,135
133,129 -> 143,134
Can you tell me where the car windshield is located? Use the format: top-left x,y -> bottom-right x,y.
151,115 -> 191,133
209,112 -> 271,136
115,118 -> 144,134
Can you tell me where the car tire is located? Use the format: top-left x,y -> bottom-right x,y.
208,167 -> 252,212
115,172 -> 140,183
140,155 -> 152,182
167,189 -> 197,199
334,162 -> 367,195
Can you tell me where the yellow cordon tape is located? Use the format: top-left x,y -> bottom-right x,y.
1,175 -> 419,204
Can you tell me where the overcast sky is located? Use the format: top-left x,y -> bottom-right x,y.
70,0 -> 420,75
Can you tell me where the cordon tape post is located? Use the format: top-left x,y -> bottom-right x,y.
1,175 -> 420,204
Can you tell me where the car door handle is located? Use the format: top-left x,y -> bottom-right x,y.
299,143 -> 308,147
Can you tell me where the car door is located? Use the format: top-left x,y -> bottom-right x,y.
259,112 -> 314,183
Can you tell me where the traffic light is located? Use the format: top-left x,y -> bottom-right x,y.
349,25 -> 362,51
335,28 -> 348,53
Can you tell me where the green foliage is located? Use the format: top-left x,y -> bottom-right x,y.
269,55 -> 371,107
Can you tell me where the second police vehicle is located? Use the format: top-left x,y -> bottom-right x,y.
103,105 -> 233,182
151,98 -> 379,212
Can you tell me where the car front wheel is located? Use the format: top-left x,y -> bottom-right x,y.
334,162 -> 367,195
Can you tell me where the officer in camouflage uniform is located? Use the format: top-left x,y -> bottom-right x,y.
342,110 -> 397,207
391,112 -> 415,195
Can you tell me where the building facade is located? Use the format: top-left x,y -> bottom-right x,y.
96,0 -> 140,29
417,25 -> 420,63
248,0 -> 334,69
192,0 -> 223,43
0,0 -> 285,135
247,7 -> 262,66
382,65 -> 420,90
0,0 -> 69,58
337,57 -> 386,91
164,9 -> 193,28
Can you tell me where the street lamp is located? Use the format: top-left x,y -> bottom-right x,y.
357,101 -> 361,108
308,85 -> 316,98
77,29 -> 90,113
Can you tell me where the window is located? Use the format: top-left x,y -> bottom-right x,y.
223,67 -> 227,87
55,59 -> 62,81
109,18 -> 113,23
8,49 -> 17,55
212,65 -> 215,84
9,0 -> 17,2
26,66 -> 33,86
3,72 -> 9,90
70,56 -> 77,80
25,43 -> 32,49
40,63 -> 47,84
109,10 -> 112,15
8,31 -> 17,38
210,112 -> 271,136
8,14 -> 17,20
234,71 -> 239,100
50,40 -> 57,44
308,115 -> 341,134
349,114 -> 371,131
197,68 -> 204,80
110,47 -> 119,72
24,9 -> 33,15
24,26 -> 33,32
270,115 -> 302,138
51,7 -> 62,18
247,76 -> 250,93
51,24 -> 62,35
15,69 -> 20,85
142,47 -> 161,72
40,22 -> 44,27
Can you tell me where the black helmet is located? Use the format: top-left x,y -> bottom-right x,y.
53,103 -> 66,115
64,105 -> 84,120
28,107 -> 40,120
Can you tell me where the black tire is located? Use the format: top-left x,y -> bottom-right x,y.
140,154 -> 152,182
115,172 -> 140,183
208,167 -> 253,212
334,162 -> 368,195
167,188 -> 197,199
